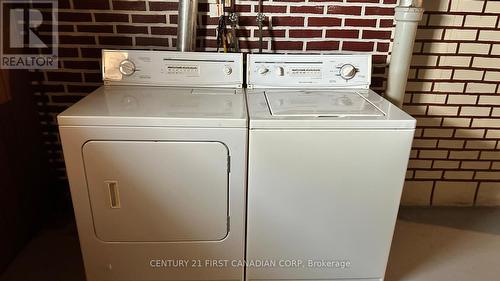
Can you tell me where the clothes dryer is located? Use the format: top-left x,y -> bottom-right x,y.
58,50 -> 247,281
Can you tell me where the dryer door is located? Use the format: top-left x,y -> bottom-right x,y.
82,141 -> 229,242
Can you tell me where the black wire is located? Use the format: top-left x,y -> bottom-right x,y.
216,15 -> 226,52
216,0 -> 228,52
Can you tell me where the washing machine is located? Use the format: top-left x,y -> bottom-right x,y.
58,50 -> 247,281
245,54 -> 416,281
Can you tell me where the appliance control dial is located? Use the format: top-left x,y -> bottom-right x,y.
119,59 -> 136,76
258,66 -> 269,75
339,64 -> 357,80
223,66 -> 233,75
274,66 -> 285,76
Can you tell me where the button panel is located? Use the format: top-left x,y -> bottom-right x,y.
165,65 -> 200,75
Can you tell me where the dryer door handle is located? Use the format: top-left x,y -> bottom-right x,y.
105,181 -> 121,209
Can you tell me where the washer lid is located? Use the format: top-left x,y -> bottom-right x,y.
247,89 -> 416,129
265,90 -> 385,117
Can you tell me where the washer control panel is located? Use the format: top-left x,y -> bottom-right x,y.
247,54 -> 371,89
103,50 -> 243,88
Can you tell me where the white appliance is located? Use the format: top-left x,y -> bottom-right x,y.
245,54 -> 416,281
58,50 -> 247,281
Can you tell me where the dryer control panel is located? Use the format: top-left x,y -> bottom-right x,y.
103,50 -> 243,88
247,53 -> 371,89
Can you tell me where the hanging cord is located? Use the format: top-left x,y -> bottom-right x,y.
215,0 -> 224,52
217,15 -> 226,52
256,0 -> 265,53
216,9 -> 227,52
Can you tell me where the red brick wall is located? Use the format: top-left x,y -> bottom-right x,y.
34,0 -> 500,206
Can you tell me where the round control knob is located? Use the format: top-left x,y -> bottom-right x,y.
258,67 -> 269,75
274,66 -> 285,76
339,64 -> 357,80
223,66 -> 233,75
119,60 -> 136,76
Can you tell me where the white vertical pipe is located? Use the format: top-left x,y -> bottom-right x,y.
385,0 -> 424,108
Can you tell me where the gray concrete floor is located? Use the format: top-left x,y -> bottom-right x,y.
1,207 -> 500,281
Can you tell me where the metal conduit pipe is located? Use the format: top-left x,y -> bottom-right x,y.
385,0 -> 424,108
177,0 -> 198,52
